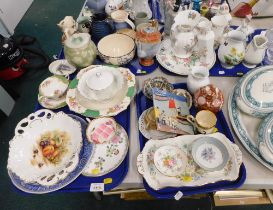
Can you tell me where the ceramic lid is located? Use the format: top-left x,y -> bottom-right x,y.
191,137 -> 229,171
86,117 -> 117,144
39,76 -> 69,98
86,71 -> 114,91
154,145 -> 186,177
240,66 -> 273,111
65,33 -> 91,49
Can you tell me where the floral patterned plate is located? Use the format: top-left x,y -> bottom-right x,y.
139,107 -> 177,140
137,132 -> 242,190
191,137 -> 229,171
156,38 -> 216,76
154,145 -> 187,177
66,65 -> 135,117
82,124 -> 129,177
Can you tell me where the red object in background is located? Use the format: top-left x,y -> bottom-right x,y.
169,98 -> 176,109
0,58 -> 28,80
231,0 -> 259,17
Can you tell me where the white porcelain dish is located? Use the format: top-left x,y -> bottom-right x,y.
49,59 -> 77,76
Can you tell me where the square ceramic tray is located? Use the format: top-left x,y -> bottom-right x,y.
158,28 -> 265,77
136,83 -> 246,199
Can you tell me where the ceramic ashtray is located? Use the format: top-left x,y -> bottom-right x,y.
143,77 -> 174,99
86,117 -> 117,144
191,137 -> 229,171
172,89 -> 193,108
153,145 -> 187,177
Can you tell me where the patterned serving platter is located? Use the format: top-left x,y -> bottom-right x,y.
156,38 -> 216,76
82,124 -> 129,177
258,113 -> 273,154
137,133 -> 242,190
66,65 -> 135,117
228,84 -> 273,171
8,113 -> 93,194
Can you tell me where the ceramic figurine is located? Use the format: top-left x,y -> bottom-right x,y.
105,0 -> 124,15
111,10 -> 135,30
218,30 -> 246,69
163,6 -> 177,35
243,34 -> 268,68
86,0 -> 107,12
57,16 -> 78,43
236,15 -> 254,39
186,66 -> 210,94
82,6 -> 93,17
196,19 -> 215,64
218,1 -> 232,23
194,84 -> 224,113
64,33 -> 97,68
211,15 -> 229,48
136,20 -> 161,66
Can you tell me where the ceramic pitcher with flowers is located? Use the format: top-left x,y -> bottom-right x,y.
218,30 -> 246,69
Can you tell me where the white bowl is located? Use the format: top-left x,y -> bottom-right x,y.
97,33 -> 135,66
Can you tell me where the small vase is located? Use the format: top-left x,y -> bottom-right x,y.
86,0 -> 107,12
187,66 -> 210,94
64,33 -> 97,68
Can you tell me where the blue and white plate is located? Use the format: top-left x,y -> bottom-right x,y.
237,66 -> 273,117
8,114 -> 93,194
191,137 -> 229,171
258,113 -> 273,153
229,83 -> 273,171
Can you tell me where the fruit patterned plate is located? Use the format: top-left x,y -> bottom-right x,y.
66,65 -> 135,117
156,38 -> 216,76
82,123 -> 129,177
137,132 -> 242,190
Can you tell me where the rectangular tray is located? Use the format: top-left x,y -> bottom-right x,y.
136,82 -> 246,199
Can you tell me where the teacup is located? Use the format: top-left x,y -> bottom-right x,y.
186,110 -> 217,134
134,12 -> 149,27
111,10 -> 135,30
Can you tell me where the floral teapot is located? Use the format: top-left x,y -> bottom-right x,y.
170,10 -> 201,58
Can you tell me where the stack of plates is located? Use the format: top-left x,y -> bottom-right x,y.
228,65 -> 273,170
66,65 -> 136,117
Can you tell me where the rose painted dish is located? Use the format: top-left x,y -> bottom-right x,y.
7,110 -> 83,186
8,113 -> 93,194
156,38 -> 216,76
66,65 -> 135,117
82,123 -> 129,177
137,133 -> 242,190
191,137 -> 229,171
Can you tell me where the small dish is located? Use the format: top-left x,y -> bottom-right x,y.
172,89 -> 193,108
143,77 -> 174,99
86,117 -> 117,144
97,33 -> 135,66
139,108 -> 177,140
154,145 -> 187,177
39,75 -> 69,100
49,59 -> 77,76
191,137 -> 229,171
38,94 -> 66,110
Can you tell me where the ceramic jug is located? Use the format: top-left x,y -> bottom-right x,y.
186,66 -> 210,94
211,15 -> 228,48
218,30 -> 246,69
243,34 -> 268,68
196,19 -> 215,64
64,33 -> 97,68
111,10 -> 135,30
105,0 -> 124,15
130,0 -> 152,20
86,0 -> 107,12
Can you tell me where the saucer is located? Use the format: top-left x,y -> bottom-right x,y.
49,59 -> 77,76
191,137 -> 229,171
38,94 -> 66,109
156,38 -> 216,76
154,145 -> 187,177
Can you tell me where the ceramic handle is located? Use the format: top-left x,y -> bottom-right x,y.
230,143 -> 243,166
125,18 -> 135,30
137,153 -> 145,175
15,109 -> 55,135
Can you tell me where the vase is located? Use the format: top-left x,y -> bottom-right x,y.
86,0 -> 107,12
186,66 -> 210,94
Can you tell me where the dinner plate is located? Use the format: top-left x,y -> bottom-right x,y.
66,65 -> 135,117
156,38 -> 216,76
8,112 -> 93,194
237,66 -> 273,117
82,123 -> 129,177
191,137 -> 229,171
138,108 -> 177,140
228,84 -> 273,171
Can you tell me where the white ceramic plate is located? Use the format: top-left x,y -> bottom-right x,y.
82,124 -> 129,177
139,108 -> 177,140
38,94 -> 66,110
49,59 -> 77,76
7,110 -> 82,186
137,133 -> 242,190
156,38 -> 216,76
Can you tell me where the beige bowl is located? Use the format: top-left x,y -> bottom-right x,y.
97,33 -> 135,66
